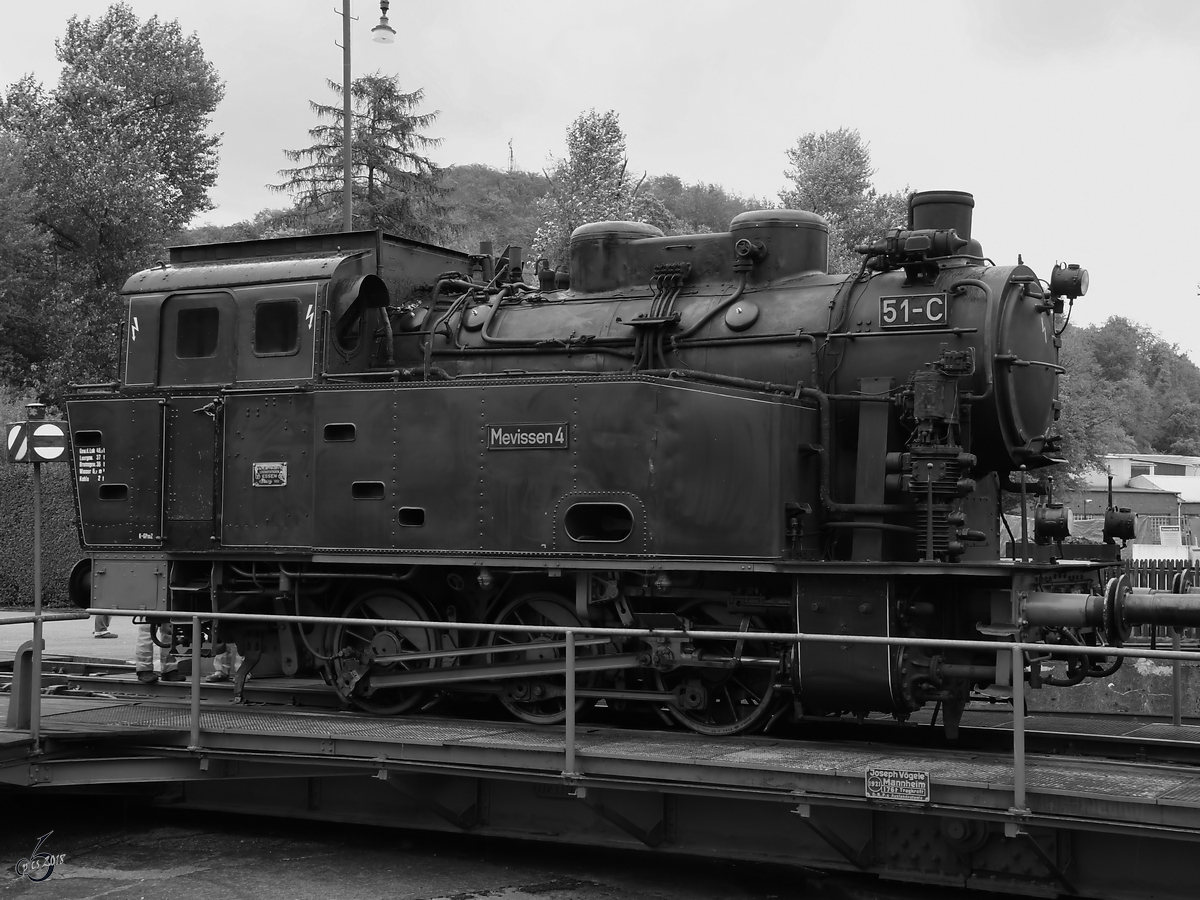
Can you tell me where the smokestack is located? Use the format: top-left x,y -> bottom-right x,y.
909,191 -> 975,240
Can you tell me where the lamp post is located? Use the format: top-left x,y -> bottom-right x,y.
340,0 -> 396,233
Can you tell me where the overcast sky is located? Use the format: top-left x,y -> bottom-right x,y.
3,1 -> 1198,357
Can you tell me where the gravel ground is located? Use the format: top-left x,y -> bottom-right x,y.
0,793 -> 985,900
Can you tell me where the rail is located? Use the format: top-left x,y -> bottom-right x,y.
5,605 -> 1200,822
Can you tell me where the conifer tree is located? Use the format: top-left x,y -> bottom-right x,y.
273,74 -> 448,241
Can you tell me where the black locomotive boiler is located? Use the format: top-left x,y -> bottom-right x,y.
66,190 -> 1198,736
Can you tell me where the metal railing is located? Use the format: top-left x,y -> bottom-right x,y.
5,605 -> 1200,819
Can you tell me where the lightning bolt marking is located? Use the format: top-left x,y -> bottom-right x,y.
131,316 -> 140,341
306,304 -> 314,330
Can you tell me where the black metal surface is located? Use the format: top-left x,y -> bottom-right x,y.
67,398 -> 164,547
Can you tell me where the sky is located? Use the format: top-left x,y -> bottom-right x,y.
2,1 -> 1198,357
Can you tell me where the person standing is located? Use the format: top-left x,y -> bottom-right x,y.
205,641 -> 244,684
93,615 -> 116,639
135,620 -> 182,684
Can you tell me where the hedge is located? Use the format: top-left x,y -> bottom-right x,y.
1,392 -> 79,609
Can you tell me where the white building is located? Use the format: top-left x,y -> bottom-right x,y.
1069,454 -> 1200,556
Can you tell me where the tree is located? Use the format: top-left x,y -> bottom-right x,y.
3,5 -> 224,290
1054,316 -> 1200,487
533,110 -> 673,266
643,175 -> 767,234
173,208 -> 306,247
273,74 -> 448,241
1,4 -> 224,400
0,131 -> 51,386
439,164 -> 549,256
779,128 -> 908,274
1156,401 -> 1200,456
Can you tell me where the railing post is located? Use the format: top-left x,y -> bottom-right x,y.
564,629 -> 576,777
1012,644 -> 1027,814
1173,628 -> 1183,726
189,615 -> 202,750
29,459 -> 43,750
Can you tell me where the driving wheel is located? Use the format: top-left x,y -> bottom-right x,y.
329,589 -> 439,715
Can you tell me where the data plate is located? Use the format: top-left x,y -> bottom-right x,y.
252,461 -> 288,487
865,767 -> 930,802
879,293 -> 948,329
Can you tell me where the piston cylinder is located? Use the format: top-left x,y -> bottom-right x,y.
1023,591 -> 1105,628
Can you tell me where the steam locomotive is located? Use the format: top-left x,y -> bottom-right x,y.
66,190 -> 1193,736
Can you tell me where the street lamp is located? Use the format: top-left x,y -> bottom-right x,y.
372,0 -> 396,43
340,0 -> 396,232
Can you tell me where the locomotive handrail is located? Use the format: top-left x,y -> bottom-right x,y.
826,327 -> 979,339
66,381 -> 121,391
994,354 -> 1066,374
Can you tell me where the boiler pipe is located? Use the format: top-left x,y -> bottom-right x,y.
798,385 -> 909,515
672,273 -> 746,341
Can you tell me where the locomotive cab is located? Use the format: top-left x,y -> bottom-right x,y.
123,255 -> 376,389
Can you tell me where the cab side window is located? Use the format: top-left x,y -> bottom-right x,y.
253,300 -> 300,357
176,307 -> 221,358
